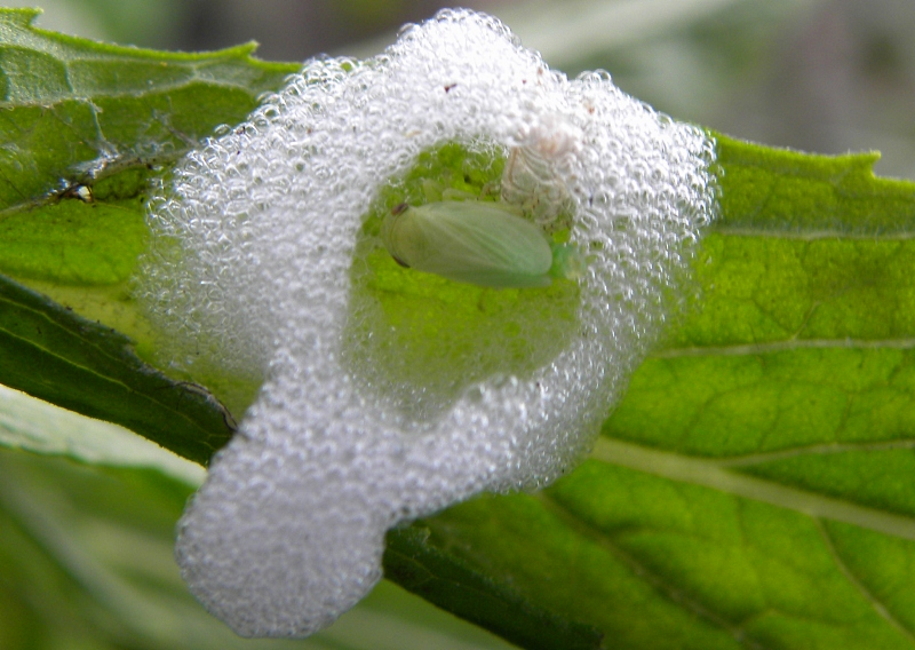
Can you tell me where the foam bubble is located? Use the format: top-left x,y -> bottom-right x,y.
138,8 -> 716,638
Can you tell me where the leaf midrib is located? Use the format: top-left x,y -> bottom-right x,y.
591,437 -> 915,541
655,339 -> 915,358
712,227 -> 915,240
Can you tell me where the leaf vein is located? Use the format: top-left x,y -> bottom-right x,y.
816,520 -> 915,646
591,437 -> 915,541
536,491 -> 770,650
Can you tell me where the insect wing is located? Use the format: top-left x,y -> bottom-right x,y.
387,201 -> 554,288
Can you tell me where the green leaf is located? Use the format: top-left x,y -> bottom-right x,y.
0,6 -> 297,316
0,8 -> 298,213
384,526 -> 604,650
401,137 -> 915,649
4,11 -> 915,650
714,133 -> 915,234
0,8 -> 299,462
0,381 -> 206,484
0,274 -> 233,465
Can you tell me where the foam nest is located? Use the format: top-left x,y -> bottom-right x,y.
138,8 -> 717,638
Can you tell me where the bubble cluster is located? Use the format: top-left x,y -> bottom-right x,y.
138,9 -> 717,638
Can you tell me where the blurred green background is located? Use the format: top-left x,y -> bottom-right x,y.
3,1 -> 915,648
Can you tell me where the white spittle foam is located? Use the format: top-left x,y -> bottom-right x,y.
138,9 -> 717,638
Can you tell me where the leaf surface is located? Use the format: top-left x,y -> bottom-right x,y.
0,8 -> 298,461
407,137 -> 915,649
3,11 -> 915,649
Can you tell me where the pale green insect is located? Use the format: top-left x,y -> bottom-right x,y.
381,200 -> 579,288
